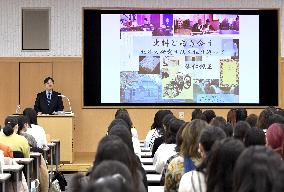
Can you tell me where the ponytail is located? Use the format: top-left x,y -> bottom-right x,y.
3,124 -> 14,136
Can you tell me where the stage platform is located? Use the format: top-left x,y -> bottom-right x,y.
56,152 -> 95,172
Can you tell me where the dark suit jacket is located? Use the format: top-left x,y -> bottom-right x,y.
34,91 -> 64,114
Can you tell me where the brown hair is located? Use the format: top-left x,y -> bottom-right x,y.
181,119 -> 208,159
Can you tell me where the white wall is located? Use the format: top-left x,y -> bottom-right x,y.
0,0 -> 283,56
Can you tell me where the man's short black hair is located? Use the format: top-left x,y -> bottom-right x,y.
44,77 -> 54,84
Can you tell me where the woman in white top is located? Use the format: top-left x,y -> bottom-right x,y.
179,126 -> 226,192
23,108 -> 47,149
154,118 -> 185,173
144,110 -> 173,150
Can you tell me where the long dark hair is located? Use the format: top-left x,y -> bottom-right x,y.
23,108 -> 38,125
92,135 -> 140,189
3,116 -> 18,136
233,146 -> 282,192
206,138 -> 245,192
151,110 -> 173,135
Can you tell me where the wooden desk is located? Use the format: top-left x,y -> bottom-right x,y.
3,165 -> 24,192
146,174 -> 162,183
0,173 -> 11,192
14,158 -> 33,191
141,158 -> 153,165
38,114 -> 75,163
142,165 -> 156,173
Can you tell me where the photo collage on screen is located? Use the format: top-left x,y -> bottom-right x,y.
119,13 -> 240,103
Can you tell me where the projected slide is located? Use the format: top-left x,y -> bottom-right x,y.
101,13 -> 259,104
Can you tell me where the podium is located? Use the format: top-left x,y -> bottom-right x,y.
37,114 -> 75,163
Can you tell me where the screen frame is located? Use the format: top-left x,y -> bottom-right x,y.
83,8 -> 279,108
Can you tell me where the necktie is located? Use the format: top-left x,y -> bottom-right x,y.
47,92 -> 51,105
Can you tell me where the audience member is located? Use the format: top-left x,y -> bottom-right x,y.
191,109 -> 203,120
164,119 -> 208,192
91,135 -> 146,192
245,114 -> 258,127
244,127 -> 266,147
203,110 -> 216,124
17,115 -> 38,148
23,108 -> 47,149
233,121 -> 251,142
207,138 -> 245,192
144,110 -> 173,150
151,113 -> 175,157
179,126 -> 226,192
257,107 -> 275,130
153,118 -> 184,173
0,116 -> 30,157
233,146 -> 283,192
266,123 -> 284,159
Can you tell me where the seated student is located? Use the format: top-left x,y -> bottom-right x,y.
17,115 -> 38,148
151,113 -> 175,157
244,127 -> 266,147
179,126 -> 226,192
202,110 -> 216,124
153,118 -> 184,173
233,146 -> 283,192
108,125 -> 147,190
164,119 -> 208,192
192,19 -> 203,32
160,122 -> 188,185
144,110 -> 173,150
257,107 -> 275,130
266,123 -> 284,159
233,121 -> 251,142
91,135 -> 146,192
23,108 -> 47,149
206,138 -> 245,192
115,109 -> 141,158
211,116 -> 233,137
245,114 -> 258,127
0,116 -> 30,158
71,160 -> 134,192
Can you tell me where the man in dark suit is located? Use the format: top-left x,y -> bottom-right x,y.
34,77 -> 64,114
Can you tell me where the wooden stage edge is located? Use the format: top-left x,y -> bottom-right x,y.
56,152 -> 95,172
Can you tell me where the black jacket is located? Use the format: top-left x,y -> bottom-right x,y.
34,91 -> 64,114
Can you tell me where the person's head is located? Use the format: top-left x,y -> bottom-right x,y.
236,108 -> 247,122
114,111 -> 133,131
3,116 -> 18,136
88,160 -> 134,192
246,114 -> 258,127
244,127 -> 266,147
93,135 -> 140,188
233,146 -> 283,192
17,115 -> 29,134
151,110 -> 173,134
198,19 -> 202,25
266,123 -> 284,158
23,108 -> 38,125
108,125 -> 134,153
165,119 -> 184,144
268,114 -> 284,126
175,122 -> 188,152
191,109 -> 202,120
210,116 -> 226,128
227,109 -> 237,126
162,113 -> 175,131
257,108 -> 274,130
202,110 -> 216,124
207,138 -> 245,192
233,121 -> 251,141
181,119 -> 208,159
199,126 -> 226,159
44,77 -> 54,92
107,119 -> 129,133
206,19 -> 210,24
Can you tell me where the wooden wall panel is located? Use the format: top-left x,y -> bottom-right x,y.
0,61 -> 19,125
19,62 -> 53,111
